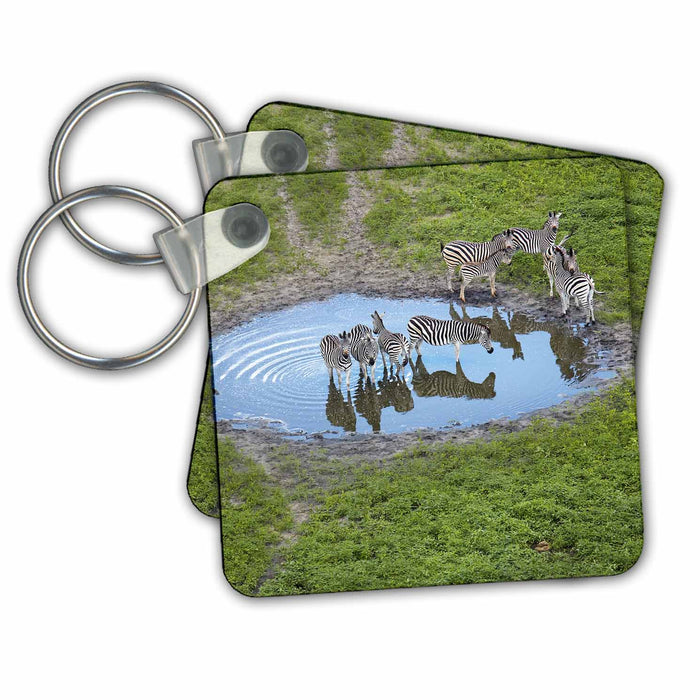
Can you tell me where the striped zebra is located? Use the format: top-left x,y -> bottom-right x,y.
459,248 -> 514,301
543,243 -> 578,298
508,211 -> 562,254
440,229 -> 515,292
349,324 -> 379,381
542,231 -> 577,298
545,247 -> 603,324
320,331 -> 352,386
407,315 -> 493,361
370,311 -> 410,374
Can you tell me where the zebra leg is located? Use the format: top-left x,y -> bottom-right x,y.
489,273 -> 496,297
346,368 -> 351,388
548,272 -> 554,298
454,342 -> 461,362
459,279 -> 466,303
370,363 -> 376,383
328,366 -> 333,381
446,267 -> 454,292
380,350 -> 387,369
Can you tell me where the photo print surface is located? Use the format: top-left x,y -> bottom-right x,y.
205,158 -> 642,596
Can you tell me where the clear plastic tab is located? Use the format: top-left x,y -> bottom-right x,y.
154,203 -> 270,293
193,130 -> 308,193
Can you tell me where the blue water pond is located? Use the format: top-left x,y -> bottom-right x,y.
211,294 -> 607,437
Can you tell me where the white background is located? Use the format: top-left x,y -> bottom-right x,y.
1,3 -> 697,698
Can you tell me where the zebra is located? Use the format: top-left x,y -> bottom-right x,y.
545,247 -> 603,324
542,231 -> 577,298
349,323 -> 379,381
458,248 -> 514,301
320,331 -> 352,386
407,315 -> 493,362
370,311 -> 410,374
440,229 -> 515,291
507,211 -> 562,254
543,243 -> 578,298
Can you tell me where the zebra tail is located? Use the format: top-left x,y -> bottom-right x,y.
440,242 -> 445,252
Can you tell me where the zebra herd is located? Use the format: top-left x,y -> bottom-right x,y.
441,211 -> 603,322
321,212 -> 603,387
321,312 -> 493,387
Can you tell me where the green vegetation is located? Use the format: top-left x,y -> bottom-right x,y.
186,365 -> 220,516
219,439 -> 294,594
286,171 -> 348,245
216,379 -> 642,596
334,113 -> 395,168
405,122 -> 585,163
617,161 -> 664,333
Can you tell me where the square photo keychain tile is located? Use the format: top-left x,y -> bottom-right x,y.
202,157 -> 639,595
187,104 -> 663,534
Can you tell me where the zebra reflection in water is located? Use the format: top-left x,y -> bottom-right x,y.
325,381 -> 356,432
353,370 -> 414,432
326,369 -> 414,434
509,312 -> 595,383
410,357 -> 496,400
450,303 -> 524,360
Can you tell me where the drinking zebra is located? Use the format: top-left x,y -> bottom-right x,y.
370,311 -> 410,374
349,323 -> 379,381
459,248 -> 514,301
545,247 -> 603,324
407,315 -> 493,361
320,331 -> 352,386
507,211 -> 562,254
440,229 -> 515,292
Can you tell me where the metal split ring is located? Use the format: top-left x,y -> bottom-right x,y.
17,185 -> 202,370
48,81 -> 227,266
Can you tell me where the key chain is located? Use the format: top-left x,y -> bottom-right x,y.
16,81 -> 663,597
18,81 -> 308,368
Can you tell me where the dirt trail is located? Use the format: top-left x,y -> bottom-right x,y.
322,117 -> 340,169
383,122 -> 419,166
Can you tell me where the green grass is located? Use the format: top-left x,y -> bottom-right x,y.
405,123 -> 586,163
219,440 -> 294,595
286,171 -> 348,245
334,113 -> 395,168
186,365 -> 220,516
617,161 -> 664,333
216,379 -> 643,596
